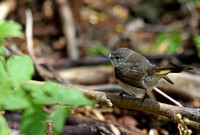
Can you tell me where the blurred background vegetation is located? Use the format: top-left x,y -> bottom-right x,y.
1,0 -> 200,134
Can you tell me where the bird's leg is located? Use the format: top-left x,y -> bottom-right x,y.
119,91 -> 126,100
140,92 -> 149,107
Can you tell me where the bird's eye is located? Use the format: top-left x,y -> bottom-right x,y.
116,56 -> 120,60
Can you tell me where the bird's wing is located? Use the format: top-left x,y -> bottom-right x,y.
114,64 -> 148,90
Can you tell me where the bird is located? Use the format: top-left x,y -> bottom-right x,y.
103,48 -> 192,99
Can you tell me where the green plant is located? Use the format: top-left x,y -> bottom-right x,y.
0,20 -> 94,135
86,44 -> 111,57
193,35 -> 200,58
0,20 -> 23,45
151,31 -> 183,54
191,0 -> 200,3
175,113 -> 192,135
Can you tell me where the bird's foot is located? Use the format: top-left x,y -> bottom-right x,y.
140,93 -> 149,107
119,92 -> 126,100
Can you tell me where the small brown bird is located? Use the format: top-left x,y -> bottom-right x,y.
104,48 -> 192,98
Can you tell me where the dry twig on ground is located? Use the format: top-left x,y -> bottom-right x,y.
26,9 -> 62,81
0,0 -> 16,20
55,0 -> 79,60
25,9 -> 53,80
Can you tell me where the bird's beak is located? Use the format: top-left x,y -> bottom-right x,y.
103,54 -> 111,59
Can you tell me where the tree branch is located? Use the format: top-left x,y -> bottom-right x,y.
28,80 -> 200,123
105,93 -> 200,123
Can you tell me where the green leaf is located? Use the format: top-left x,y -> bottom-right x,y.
0,39 -> 4,46
0,61 -> 12,107
6,55 -> 34,81
22,82 -> 95,106
194,35 -> 200,58
0,115 -> 10,135
192,0 -> 200,3
2,88 -> 29,110
86,44 -> 111,57
20,103 -> 48,135
42,82 -> 95,106
151,31 -> 183,54
22,82 -> 57,105
150,33 -> 166,51
51,106 -> 70,133
0,20 -> 23,39
0,47 -> 5,56
166,32 -> 182,54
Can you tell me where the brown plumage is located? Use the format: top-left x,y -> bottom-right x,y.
104,48 -> 192,96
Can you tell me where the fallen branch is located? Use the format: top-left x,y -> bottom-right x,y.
28,80 -> 200,124
105,93 -> 200,123
57,66 -> 113,85
158,72 -> 200,99
66,114 -> 146,135
0,0 -> 16,20
55,0 -> 79,60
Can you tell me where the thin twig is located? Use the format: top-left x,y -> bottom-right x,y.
25,9 -> 54,80
153,87 -> 183,107
25,9 -> 33,55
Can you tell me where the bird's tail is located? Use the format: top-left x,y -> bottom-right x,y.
153,66 -> 192,75
153,66 -> 192,85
